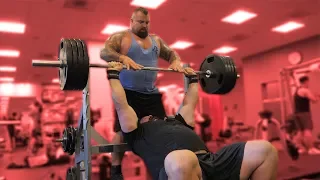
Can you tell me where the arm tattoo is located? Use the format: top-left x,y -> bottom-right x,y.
158,37 -> 180,63
100,31 -> 125,62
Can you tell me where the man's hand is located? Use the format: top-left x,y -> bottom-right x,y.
168,60 -> 184,73
107,61 -> 124,71
119,55 -> 144,70
184,67 -> 197,76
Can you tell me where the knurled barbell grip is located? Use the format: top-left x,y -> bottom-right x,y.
31,60 -> 213,76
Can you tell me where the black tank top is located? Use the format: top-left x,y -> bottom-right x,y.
123,114 -> 208,179
294,88 -> 310,113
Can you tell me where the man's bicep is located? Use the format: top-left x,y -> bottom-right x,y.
157,37 -> 175,61
305,90 -> 318,101
178,105 -> 195,128
117,105 -> 138,133
105,32 -> 124,52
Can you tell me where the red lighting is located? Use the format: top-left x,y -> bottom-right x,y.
272,21 -> 305,33
130,0 -> 166,9
222,10 -> 257,24
0,21 -> 26,34
170,41 -> 194,50
0,77 -> 14,82
0,66 -> 16,72
101,24 -> 128,35
0,50 -> 20,57
213,46 -> 237,54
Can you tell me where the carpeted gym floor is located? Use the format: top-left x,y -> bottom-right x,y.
1,150 -> 320,180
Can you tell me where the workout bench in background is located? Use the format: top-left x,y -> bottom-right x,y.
32,38 -> 239,180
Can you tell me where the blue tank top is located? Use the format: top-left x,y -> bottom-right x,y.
119,31 -> 159,94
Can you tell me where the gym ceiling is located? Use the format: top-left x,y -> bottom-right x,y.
0,0 -> 319,84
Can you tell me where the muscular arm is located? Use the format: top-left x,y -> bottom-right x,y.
100,32 -> 125,62
157,36 -> 181,63
178,83 -> 199,127
109,79 -> 138,133
299,88 -> 318,103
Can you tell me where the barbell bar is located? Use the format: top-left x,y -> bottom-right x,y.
31,38 -> 239,94
32,60 -> 214,76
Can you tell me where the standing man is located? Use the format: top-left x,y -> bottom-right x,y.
100,7 -> 185,179
293,75 -> 320,154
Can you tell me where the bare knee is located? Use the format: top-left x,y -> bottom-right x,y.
241,140 -> 278,178
164,150 -> 201,180
250,140 -> 278,160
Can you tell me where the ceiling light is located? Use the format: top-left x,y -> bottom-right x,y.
170,41 -> 194,50
130,0 -> 166,9
0,66 -> 16,72
101,24 -> 128,35
52,78 -> 59,83
0,77 -> 14,82
222,10 -> 257,24
213,46 -> 238,54
272,21 -> 305,33
0,21 -> 25,34
0,50 -> 20,57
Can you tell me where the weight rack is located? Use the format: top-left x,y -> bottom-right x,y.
72,82 -> 130,180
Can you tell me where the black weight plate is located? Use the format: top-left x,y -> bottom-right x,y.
67,127 -> 75,155
199,55 -> 227,94
69,39 -> 88,90
58,39 -> 69,90
225,57 -> 237,93
59,39 -> 76,90
79,39 -> 89,88
219,56 -> 234,94
75,39 -> 89,89
66,167 -> 77,180
216,56 -> 232,94
62,128 -> 68,152
68,127 -> 76,155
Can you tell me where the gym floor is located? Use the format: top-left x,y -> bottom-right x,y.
1,149 -> 320,180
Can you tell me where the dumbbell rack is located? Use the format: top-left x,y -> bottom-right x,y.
72,83 -> 130,180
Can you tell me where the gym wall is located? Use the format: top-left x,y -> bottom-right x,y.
242,35 -> 320,126
220,70 -> 245,124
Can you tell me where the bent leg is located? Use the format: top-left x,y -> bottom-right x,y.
240,140 -> 278,180
164,150 -> 202,180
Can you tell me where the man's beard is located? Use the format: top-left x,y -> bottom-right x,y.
136,30 -> 148,39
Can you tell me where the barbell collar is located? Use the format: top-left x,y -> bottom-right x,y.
54,138 -> 63,142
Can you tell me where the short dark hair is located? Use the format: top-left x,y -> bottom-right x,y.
299,76 -> 309,83
133,7 -> 148,15
258,110 -> 273,119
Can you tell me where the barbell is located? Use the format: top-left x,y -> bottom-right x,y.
32,38 -> 239,94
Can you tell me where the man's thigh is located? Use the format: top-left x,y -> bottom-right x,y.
197,142 -> 246,180
295,112 -> 313,131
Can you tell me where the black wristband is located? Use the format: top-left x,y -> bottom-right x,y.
186,75 -> 198,84
107,70 -> 120,80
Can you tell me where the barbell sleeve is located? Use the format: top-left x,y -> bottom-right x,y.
32,60 -> 212,76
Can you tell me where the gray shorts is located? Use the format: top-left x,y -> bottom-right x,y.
295,112 -> 313,131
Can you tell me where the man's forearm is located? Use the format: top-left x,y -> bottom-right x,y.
109,79 -> 128,109
168,51 -> 181,64
183,83 -> 199,107
100,47 -> 122,62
